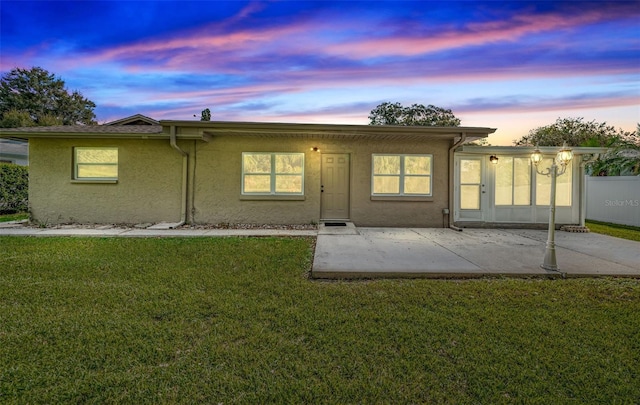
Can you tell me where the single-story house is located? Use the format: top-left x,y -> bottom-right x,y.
0,118 -> 605,228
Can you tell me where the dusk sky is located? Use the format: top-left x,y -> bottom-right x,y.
1,0 -> 639,145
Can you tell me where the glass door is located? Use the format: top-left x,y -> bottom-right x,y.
456,156 -> 485,221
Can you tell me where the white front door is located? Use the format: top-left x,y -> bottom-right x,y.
455,156 -> 486,221
321,153 -> 350,219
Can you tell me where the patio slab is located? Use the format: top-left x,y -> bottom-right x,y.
311,228 -> 640,279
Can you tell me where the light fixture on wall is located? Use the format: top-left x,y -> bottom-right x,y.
531,142 -> 573,271
310,147 -> 320,152
489,155 -> 499,164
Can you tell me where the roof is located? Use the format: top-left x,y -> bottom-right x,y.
0,120 -> 496,142
458,145 -> 609,155
105,114 -> 159,126
164,120 -> 496,142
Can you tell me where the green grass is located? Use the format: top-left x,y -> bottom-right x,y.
0,212 -> 28,223
586,219 -> 640,242
1,237 -> 639,404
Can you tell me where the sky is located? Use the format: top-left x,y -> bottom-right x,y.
1,0 -> 639,145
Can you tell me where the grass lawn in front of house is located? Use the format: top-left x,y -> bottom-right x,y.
586,219 -> 640,242
1,236 -> 639,404
0,212 -> 28,222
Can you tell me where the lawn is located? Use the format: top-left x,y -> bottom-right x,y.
586,219 -> 640,242
1,237 -> 639,404
0,212 -> 28,223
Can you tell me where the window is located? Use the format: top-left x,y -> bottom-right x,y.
495,157 -> 531,205
242,152 -> 304,195
459,158 -> 481,209
74,147 -> 118,180
536,158 -> 572,206
372,154 -> 432,196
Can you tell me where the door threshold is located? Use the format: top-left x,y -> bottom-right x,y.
318,221 -> 358,235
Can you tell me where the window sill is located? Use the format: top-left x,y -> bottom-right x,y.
371,196 -> 433,202
71,180 -> 118,184
240,195 -> 305,201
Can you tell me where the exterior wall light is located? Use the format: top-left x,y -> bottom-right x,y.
489,155 -> 499,164
531,142 -> 573,271
310,147 -> 320,152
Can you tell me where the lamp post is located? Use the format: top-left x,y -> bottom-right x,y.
531,142 -> 573,271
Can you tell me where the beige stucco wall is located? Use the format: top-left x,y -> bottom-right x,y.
29,138 -> 184,225
192,135 -> 451,227
29,135 -> 452,227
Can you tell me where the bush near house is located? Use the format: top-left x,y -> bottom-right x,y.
0,163 -> 28,214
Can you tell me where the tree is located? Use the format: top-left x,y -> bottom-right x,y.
588,124 -> 640,176
368,102 -> 461,126
0,67 -> 96,127
200,108 -> 211,121
514,117 -> 639,176
513,117 -> 630,147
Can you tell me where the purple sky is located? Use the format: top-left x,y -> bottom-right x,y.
1,0 -> 638,145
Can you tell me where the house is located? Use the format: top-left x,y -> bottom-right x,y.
0,117 -> 604,228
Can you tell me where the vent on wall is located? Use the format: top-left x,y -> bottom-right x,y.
324,222 -> 347,226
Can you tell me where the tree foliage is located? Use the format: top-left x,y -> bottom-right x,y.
369,102 -> 461,126
0,163 -> 28,214
200,108 -> 211,121
513,117 -> 632,147
0,67 -> 96,127
588,124 -> 640,176
514,117 -> 639,176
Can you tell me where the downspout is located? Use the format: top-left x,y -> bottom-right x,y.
170,125 -> 188,227
448,133 -> 467,231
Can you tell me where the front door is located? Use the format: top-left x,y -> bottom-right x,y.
455,156 -> 486,221
321,153 -> 350,219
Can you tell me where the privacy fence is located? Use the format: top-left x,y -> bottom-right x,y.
585,176 -> 640,227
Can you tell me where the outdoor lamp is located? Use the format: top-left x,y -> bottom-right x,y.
556,142 -> 574,166
530,145 -> 544,166
489,155 -> 499,164
531,141 -> 573,272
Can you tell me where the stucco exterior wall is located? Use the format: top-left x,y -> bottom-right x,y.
193,135 -> 451,227
28,135 -> 452,227
29,138 -> 183,225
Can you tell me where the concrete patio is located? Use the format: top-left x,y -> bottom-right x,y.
311,227 -> 640,279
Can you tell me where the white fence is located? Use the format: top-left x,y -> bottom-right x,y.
585,176 -> 640,227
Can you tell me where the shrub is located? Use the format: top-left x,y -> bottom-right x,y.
0,163 -> 28,214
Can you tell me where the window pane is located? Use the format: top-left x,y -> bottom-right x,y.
461,185 -> 480,209
404,176 -> 430,194
76,148 -> 117,164
535,158 -> 572,206
275,175 -> 302,193
495,157 -> 513,205
275,154 -> 303,174
243,153 -> 271,173
373,156 -> 400,175
244,175 -> 271,193
513,158 -> 531,205
556,163 -> 572,206
404,156 -> 430,175
77,164 -> 117,179
373,176 -> 400,194
460,159 -> 481,183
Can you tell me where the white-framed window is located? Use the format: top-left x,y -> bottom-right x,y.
242,152 -> 304,195
74,147 -> 118,180
495,157 -> 531,206
372,154 -> 432,196
535,158 -> 572,206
